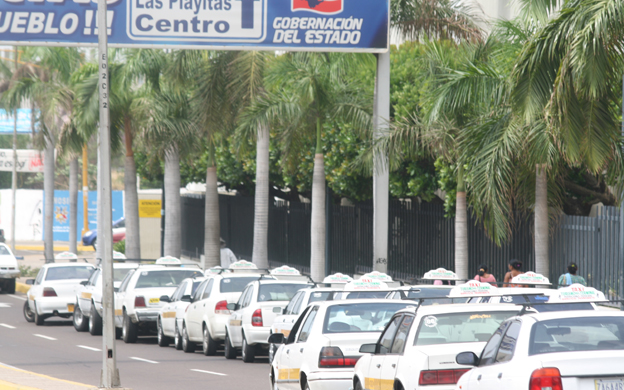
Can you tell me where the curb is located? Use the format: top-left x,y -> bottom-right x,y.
14,245 -> 94,252
0,363 -> 95,390
15,282 -> 30,294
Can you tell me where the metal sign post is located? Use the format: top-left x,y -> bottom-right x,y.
97,0 -> 119,386
11,46 -> 17,253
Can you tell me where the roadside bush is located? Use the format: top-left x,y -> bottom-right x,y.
114,239 -> 125,254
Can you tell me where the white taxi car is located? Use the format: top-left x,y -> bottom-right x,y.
23,263 -> 96,325
72,262 -> 138,334
225,270 -> 313,363
183,267 -> 268,355
454,286 -> 624,390
157,275 -> 206,348
269,299 -> 417,390
0,243 -> 20,294
114,259 -> 204,343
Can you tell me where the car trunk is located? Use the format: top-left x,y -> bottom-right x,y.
417,343 -> 487,370
538,351 -> 624,377
46,280 -> 86,298
0,254 -> 17,269
257,301 -> 290,327
323,332 -> 383,356
135,287 -> 178,309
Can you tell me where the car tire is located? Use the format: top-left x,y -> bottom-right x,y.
34,302 -> 45,326
23,301 -> 34,323
5,279 -> 15,294
354,380 -> 363,390
202,326 -> 217,356
89,303 -> 103,336
174,324 -> 183,350
157,317 -> 171,347
122,310 -> 138,343
268,343 -> 276,364
224,330 -> 237,360
73,302 -> 89,332
241,335 -> 255,363
182,324 -> 195,353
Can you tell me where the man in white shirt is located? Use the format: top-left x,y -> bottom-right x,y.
220,238 -> 237,268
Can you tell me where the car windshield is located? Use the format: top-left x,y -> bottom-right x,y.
324,303 -> 415,333
405,288 -> 467,305
135,270 -> 204,288
220,277 -> 258,293
530,316 -> 624,355
0,246 -> 11,255
45,266 -> 94,281
113,268 -> 133,283
258,283 -> 310,302
414,311 -> 515,345
308,291 -> 333,304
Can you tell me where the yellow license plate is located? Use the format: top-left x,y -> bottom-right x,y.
149,298 -> 160,304
67,304 -> 75,313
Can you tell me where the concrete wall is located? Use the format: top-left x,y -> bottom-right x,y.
0,189 -> 42,241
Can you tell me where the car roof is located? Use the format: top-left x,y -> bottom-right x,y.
396,285 -> 454,291
212,272 -> 267,279
255,279 -> 314,285
43,262 -> 95,268
308,298 -> 420,308
522,309 -> 624,322
411,303 -> 525,316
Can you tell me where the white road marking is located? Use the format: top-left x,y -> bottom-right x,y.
190,369 -> 227,376
33,334 -> 57,341
0,303 -> 12,308
130,357 -> 158,364
77,345 -> 101,352
0,323 -> 15,329
7,295 -> 26,301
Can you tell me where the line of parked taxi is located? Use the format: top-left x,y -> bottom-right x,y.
20,257 -> 624,390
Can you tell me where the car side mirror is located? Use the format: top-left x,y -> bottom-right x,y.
359,343 -> 377,354
180,295 -> 191,302
15,256 -> 23,260
25,279 -> 35,285
456,351 -> 479,366
114,287 -> 119,293
273,307 -> 282,313
160,295 -> 171,303
268,333 -> 285,344
80,280 -> 89,286
226,303 -> 238,311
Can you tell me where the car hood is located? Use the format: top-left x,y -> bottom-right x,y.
0,254 -> 17,268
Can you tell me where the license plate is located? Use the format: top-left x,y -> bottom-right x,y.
67,304 -> 75,313
595,379 -> 624,390
149,298 -> 160,304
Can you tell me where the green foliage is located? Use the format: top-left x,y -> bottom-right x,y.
18,265 -> 39,277
113,239 -> 125,254
435,158 -> 457,216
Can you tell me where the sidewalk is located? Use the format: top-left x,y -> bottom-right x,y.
13,241 -> 94,253
0,363 -> 97,390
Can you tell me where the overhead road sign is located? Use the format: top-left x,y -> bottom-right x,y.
0,0 -> 389,52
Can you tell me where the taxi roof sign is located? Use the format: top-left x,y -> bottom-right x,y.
448,280 -> 498,297
322,273 -> 353,284
360,271 -> 393,282
422,268 -> 460,281
270,265 -> 301,276
511,271 -> 551,285
113,251 -> 127,260
228,260 -> 258,270
155,256 -> 182,265
344,277 -> 389,291
548,284 -> 608,303
206,266 -> 224,275
55,251 -> 78,260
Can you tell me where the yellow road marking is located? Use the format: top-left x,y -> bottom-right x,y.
0,364 -> 93,388
0,378 -> 40,390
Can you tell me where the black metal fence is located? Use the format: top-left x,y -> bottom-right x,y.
181,194 -> 623,297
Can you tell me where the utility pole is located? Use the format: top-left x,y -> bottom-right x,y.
11,46 -> 17,253
97,0 -> 120,386
373,51 -> 390,274
82,144 -> 89,237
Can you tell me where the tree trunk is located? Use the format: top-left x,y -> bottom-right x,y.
164,145 -> 181,258
69,158 -> 78,254
251,123 -> 269,269
310,152 -> 326,282
43,135 -> 55,262
535,164 -> 549,278
455,166 -> 468,281
204,144 -> 220,270
124,119 -> 141,259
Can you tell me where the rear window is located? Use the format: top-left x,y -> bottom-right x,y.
406,288 -> 466,305
526,295 -> 594,312
323,302 -> 414,333
45,266 -> 94,281
414,311 -> 515,345
345,291 -> 389,300
135,270 -> 204,288
530,316 -> 624,355
308,292 -> 333,304
113,268 -> 133,283
220,277 -> 258,293
258,283 -> 310,302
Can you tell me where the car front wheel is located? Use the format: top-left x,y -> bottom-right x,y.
157,318 -> 170,347
224,331 -> 237,360
73,303 -> 88,332
89,303 -> 103,335
23,301 -> 34,323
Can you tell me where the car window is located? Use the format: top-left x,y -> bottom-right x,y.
292,293 -> 305,314
172,282 -> 187,301
220,277 -> 257,293
191,280 -> 204,296
414,311 -> 515,346
118,270 -> 134,293
35,268 -> 45,285
45,266 -> 94,281
307,291 -> 333,306
87,269 -> 100,286
237,287 -> 250,307
202,279 -> 214,300
344,291 -> 389,300
242,286 -> 254,308
258,284 -> 310,302
496,321 -> 521,363
113,268 -> 133,283
323,303 -> 414,333
285,292 -> 303,315
287,306 -> 311,344
378,316 -> 402,354
391,315 -> 414,354
297,306 -> 319,343
529,316 -> 624,356
192,281 -> 207,302
479,322 -> 509,366
134,270 -> 203,288
0,245 -> 11,255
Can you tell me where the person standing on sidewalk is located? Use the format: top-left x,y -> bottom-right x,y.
558,263 -> 587,287
503,259 -> 526,287
474,264 -> 497,285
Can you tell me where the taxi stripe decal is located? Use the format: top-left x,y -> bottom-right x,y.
114,309 -> 122,316
229,320 -> 242,326
162,312 -> 176,319
276,368 -> 300,382
364,378 -> 394,390
81,292 -> 92,300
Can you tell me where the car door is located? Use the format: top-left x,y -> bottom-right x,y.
163,282 -> 185,335
28,268 -> 45,309
79,269 -> 100,313
365,315 -> 403,390
278,292 -> 303,337
114,271 -> 134,328
187,281 -> 207,336
379,314 -> 414,388
286,305 -> 319,390
478,321 -> 521,389
190,279 -> 213,338
463,322 -> 509,390
230,285 -> 252,346
273,306 -> 312,388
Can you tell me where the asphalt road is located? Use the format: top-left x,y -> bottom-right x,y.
0,292 -> 269,390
